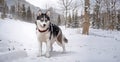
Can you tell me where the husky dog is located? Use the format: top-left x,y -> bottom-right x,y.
35,10 -> 68,58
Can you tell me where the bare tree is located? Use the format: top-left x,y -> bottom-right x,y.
93,0 -> 102,29
71,0 -> 81,22
109,0 -> 117,30
58,0 -> 73,27
82,0 -> 90,35
103,0 -> 117,30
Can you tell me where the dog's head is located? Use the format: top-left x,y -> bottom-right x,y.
36,10 -> 50,30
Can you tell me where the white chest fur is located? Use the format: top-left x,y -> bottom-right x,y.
36,30 -> 50,42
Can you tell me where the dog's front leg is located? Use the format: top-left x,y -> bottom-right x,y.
46,39 -> 50,58
38,41 -> 42,57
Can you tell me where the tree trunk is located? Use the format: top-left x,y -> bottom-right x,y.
65,8 -> 67,28
82,0 -> 90,35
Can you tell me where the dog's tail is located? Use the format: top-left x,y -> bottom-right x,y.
63,36 -> 68,43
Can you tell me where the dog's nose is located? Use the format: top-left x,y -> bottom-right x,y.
43,24 -> 46,27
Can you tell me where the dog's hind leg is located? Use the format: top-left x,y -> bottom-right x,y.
57,33 -> 66,52
56,39 -> 66,53
62,40 -> 66,52
62,35 -> 68,52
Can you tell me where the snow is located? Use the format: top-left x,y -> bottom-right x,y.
0,18 -> 120,62
0,50 -> 27,62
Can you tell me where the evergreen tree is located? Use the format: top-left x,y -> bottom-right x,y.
32,12 -> 35,21
10,5 -> 15,18
74,10 -> 78,21
57,15 -> 61,26
0,0 -> 4,12
0,0 -> 4,4
26,6 -> 32,22
73,10 -> 79,28
117,11 -> 120,31
10,5 -> 15,14
21,4 -> 26,20
1,1 -> 7,19
68,13 -> 72,27
72,11 -> 75,22
17,1 -> 21,19
5,2 -> 9,13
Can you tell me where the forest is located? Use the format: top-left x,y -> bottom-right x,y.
0,0 -> 120,32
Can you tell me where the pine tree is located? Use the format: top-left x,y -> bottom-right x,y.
74,10 -> 79,28
118,12 -> 120,24
32,12 -> 35,22
117,11 -> 120,31
16,1 -> 21,19
72,11 -> 75,23
0,0 -> 4,12
0,0 -> 4,3
26,6 -> 32,22
21,4 -> 26,20
68,13 -> 72,27
1,1 -> 7,19
93,0 -> 102,29
5,2 -> 9,13
57,15 -> 61,26
10,5 -> 15,18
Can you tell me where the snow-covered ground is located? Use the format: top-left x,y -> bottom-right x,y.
0,18 -> 120,62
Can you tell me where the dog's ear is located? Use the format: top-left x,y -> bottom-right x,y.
38,9 -> 42,16
46,10 -> 50,16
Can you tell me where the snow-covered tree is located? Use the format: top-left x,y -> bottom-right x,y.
58,0 -> 73,27
82,0 -> 90,35
93,0 -> 102,29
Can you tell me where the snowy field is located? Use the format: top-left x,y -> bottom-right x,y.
0,18 -> 120,62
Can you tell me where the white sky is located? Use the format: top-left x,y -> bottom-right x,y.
25,0 -> 59,9
25,0 -> 84,15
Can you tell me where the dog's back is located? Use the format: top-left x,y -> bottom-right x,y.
49,23 -> 68,43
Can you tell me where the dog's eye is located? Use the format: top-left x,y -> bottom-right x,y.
40,20 -> 44,22
45,20 -> 47,22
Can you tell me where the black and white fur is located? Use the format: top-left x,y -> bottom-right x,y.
35,10 -> 68,58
